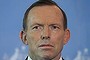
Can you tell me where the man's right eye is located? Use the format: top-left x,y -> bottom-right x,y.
32,26 -> 39,29
32,26 -> 42,30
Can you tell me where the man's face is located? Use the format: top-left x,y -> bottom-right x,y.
22,5 -> 70,60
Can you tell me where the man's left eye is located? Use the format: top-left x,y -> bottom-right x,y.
51,26 -> 60,30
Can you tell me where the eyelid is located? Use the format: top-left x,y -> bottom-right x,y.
50,24 -> 61,29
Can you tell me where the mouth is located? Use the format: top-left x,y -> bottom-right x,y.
39,44 -> 54,49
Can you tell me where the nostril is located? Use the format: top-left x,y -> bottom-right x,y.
41,35 -> 50,40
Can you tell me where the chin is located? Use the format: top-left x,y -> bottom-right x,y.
41,55 -> 52,60
39,53 -> 54,60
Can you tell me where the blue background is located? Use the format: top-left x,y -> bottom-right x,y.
0,0 -> 90,60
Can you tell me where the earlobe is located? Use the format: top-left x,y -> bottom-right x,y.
20,31 -> 23,40
19,31 -> 28,45
63,29 -> 70,45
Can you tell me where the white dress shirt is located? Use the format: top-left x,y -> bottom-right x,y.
28,56 -> 63,60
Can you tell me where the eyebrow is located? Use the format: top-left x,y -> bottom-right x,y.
49,24 -> 61,27
30,23 -> 43,27
30,23 -> 61,27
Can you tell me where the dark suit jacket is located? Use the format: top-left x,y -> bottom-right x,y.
25,56 -> 64,60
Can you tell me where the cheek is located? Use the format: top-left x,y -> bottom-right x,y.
26,32 -> 41,49
27,31 -> 40,41
50,33 -> 65,55
51,32 -> 64,48
51,33 -> 64,42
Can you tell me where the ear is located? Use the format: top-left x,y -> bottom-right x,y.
63,29 -> 70,45
19,30 -> 28,45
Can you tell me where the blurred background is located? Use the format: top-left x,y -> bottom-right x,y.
0,0 -> 90,60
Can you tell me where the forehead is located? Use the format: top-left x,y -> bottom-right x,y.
27,5 -> 64,25
28,5 -> 63,17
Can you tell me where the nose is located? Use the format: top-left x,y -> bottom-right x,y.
41,27 -> 50,40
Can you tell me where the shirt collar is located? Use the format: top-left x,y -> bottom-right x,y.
59,57 -> 63,60
28,56 -> 62,60
28,56 -> 32,60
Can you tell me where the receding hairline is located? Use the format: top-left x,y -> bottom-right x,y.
28,5 -> 63,17
23,0 -> 67,31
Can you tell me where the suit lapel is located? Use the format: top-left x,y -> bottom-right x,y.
25,56 -> 28,60
62,57 -> 64,60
